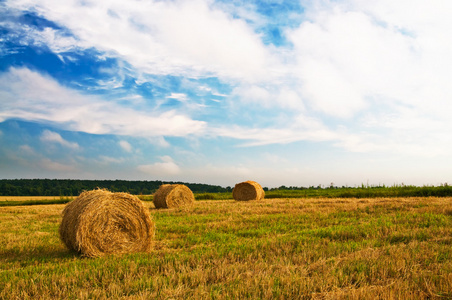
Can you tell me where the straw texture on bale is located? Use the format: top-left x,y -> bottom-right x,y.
153,184 -> 195,209
232,180 -> 265,201
59,189 -> 155,257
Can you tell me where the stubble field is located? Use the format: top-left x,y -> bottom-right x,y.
1,197 -> 452,299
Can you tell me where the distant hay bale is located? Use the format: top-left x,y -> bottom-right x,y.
233,180 -> 265,201
153,184 -> 195,209
59,189 -> 155,257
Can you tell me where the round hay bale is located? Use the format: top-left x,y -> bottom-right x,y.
153,184 -> 195,209
59,189 -> 155,257
232,180 -> 265,201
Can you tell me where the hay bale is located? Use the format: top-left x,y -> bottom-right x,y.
233,180 -> 265,201
59,189 -> 155,257
153,184 -> 195,209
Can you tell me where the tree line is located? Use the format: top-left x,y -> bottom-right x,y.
0,179 -> 232,196
2,179 -> 451,198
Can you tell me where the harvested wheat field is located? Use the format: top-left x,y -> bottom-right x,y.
59,189 -> 155,257
232,180 -> 265,201
0,196 -> 74,202
153,184 -> 195,209
1,197 -> 452,299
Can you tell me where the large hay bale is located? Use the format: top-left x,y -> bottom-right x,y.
153,184 -> 195,209
232,180 -> 265,201
59,189 -> 155,257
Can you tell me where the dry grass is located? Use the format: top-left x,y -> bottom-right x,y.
1,197 -> 452,299
232,180 -> 265,201
59,189 -> 155,257
0,196 -> 74,202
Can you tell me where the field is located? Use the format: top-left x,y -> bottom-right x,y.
1,197 -> 452,299
0,196 -> 75,202
0,196 -> 74,207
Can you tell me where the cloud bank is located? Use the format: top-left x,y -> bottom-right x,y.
1,0 -> 452,186
2,0 -> 452,155
0,67 -> 206,137
40,130 -> 80,150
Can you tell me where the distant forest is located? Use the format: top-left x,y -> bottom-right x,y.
2,179 -> 452,198
0,179 -> 233,196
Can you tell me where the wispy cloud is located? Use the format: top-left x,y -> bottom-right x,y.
0,67 -> 206,137
98,155 -> 125,164
137,156 -> 181,176
5,0 -> 275,82
212,124 -> 336,147
40,130 -> 80,150
166,93 -> 188,102
119,140 -> 132,153
19,144 -> 36,156
5,146 -> 78,173
38,158 -> 77,172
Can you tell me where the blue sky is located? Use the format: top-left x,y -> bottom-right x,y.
1,0 -> 451,188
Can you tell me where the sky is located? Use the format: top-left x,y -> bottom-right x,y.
1,0 -> 451,188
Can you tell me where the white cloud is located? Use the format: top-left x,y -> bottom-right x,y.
40,130 -> 80,150
273,0 -> 452,154
212,113 -> 338,147
19,144 -> 36,156
0,67 -> 206,137
146,136 -> 171,148
214,126 -> 329,147
231,84 -> 306,111
288,8 -> 412,117
32,27 -> 80,53
137,155 -> 181,176
3,0 -> 452,160
6,0 -> 273,82
261,153 -> 288,164
232,85 -> 272,108
166,93 -> 188,102
38,158 -> 77,172
98,155 -> 125,164
119,140 -> 132,153
294,1 -> 452,115
351,0 -> 452,36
